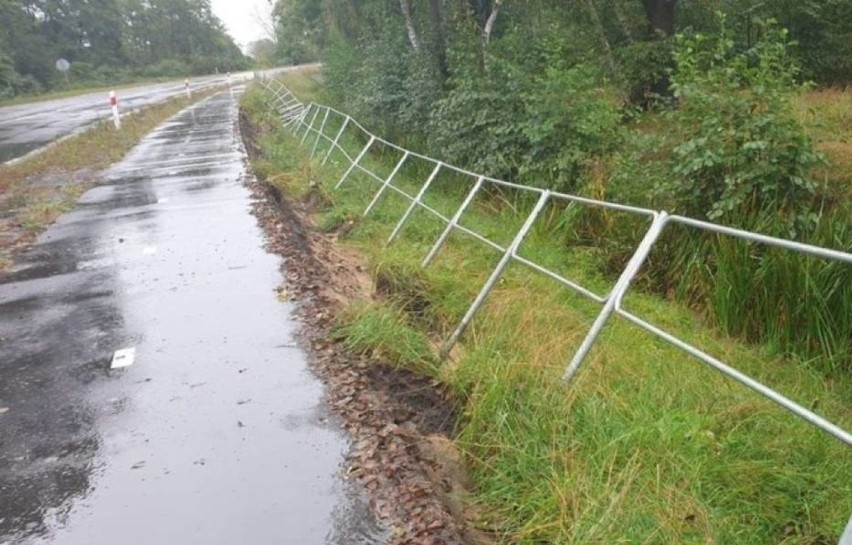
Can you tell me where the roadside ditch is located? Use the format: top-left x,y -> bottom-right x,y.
239,108 -> 491,545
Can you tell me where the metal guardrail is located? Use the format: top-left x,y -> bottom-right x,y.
258,78 -> 852,451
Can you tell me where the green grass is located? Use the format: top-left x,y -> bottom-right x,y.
242,83 -> 852,544
336,301 -> 438,375
598,87 -> 852,376
17,184 -> 84,234
273,65 -> 327,105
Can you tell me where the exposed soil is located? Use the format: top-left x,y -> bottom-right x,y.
239,111 -> 491,545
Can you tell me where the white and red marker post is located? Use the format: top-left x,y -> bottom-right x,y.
109,90 -> 121,130
184,78 -> 192,99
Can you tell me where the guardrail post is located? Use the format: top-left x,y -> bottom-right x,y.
291,103 -> 312,135
423,176 -> 484,267
440,191 -> 551,359
562,212 -> 669,382
277,96 -> 298,112
839,515 -> 852,545
282,100 -> 301,114
297,104 -> 315,133
310,108 -> 331,158
273,94 -> 289,109
387,162 -> 443,244
323,117 -> 351,166
335,136 -> 375,189
300,106 -> 321,146
280,104 -> 303,123
285,107 -> 307,130
364,151 -> 410,216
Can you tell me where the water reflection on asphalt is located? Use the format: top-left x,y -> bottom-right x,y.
0,90 -> 383,544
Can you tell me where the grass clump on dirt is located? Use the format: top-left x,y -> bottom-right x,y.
336,302 -> 437,376
241,76 -> 851,544
0,88 -> 220,270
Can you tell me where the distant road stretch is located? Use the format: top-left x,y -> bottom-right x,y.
0,70 -> 261,164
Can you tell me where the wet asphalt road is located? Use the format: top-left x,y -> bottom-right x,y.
0,73 -> 250,164
0,89 -> 381,543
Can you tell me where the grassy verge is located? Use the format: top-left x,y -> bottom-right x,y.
274,65 -> 326,104
0,87 -> 221,270
244,76 -> 851,543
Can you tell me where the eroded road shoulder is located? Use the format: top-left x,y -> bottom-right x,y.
0,91 -> 380,544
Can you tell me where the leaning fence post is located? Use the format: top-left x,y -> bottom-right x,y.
280,104 -> 303,123
562,212 -> 669,382
273,92 -> 291,108
297,104 -> 315,136
310,108 -> 331,158
386,162 -> 443,244
363,151 -> 410,216
277,97 -> 299,113
423,176 -> 484,267
286,107 -> 307,130
440,191 -> 551,359
300,106 -> 321,146
322,117 -> 351,166
291,104 -> 312,135
335,136 -> 375,189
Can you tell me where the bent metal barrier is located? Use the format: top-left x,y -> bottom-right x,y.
258,79 -> 852,451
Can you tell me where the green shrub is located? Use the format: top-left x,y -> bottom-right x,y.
608,17 -> 851,374
518,64 -> 623,192
662,18 -> 821,235
427,61 -> 527,182
428,60 -> 622,193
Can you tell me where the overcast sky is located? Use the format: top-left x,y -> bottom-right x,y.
211,0 -> 274,52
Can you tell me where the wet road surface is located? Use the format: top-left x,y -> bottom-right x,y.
0,73 -> 249,164
0,89 -> 382,543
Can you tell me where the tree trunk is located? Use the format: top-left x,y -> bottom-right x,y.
640,0 -> 677,103
585,0 -> 618,77
641,0 -> 677,36
399,0 -> 421,52
478,0 -> 502,73
613,0 -> 634,42
429,0 -> 449,81
482,0 -> 501,45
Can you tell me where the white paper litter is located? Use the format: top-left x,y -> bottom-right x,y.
111,347 -> 136,369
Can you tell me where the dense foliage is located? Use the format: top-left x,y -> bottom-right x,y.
0,0 -> 249,98
273,0 -> 851,372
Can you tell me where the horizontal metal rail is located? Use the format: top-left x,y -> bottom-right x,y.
260,82 -> 852,450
